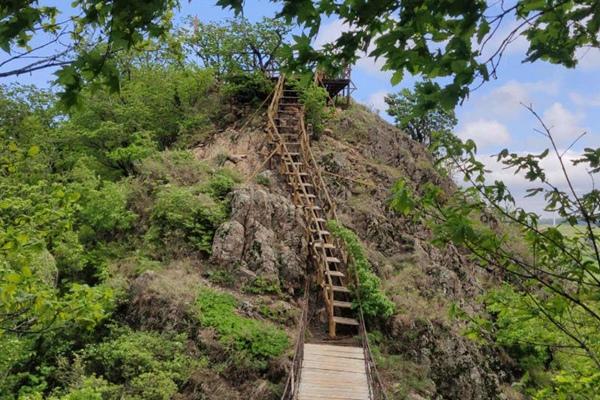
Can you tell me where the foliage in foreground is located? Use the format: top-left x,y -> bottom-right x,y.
327,221 -> 395,319
54,326 -> 199,400
391,123 -> 600,398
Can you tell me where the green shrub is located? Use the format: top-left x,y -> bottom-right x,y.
202,169 -> 239,200
222,72 -> 274,104
327,221 -> 395,319
55,376 -> 120,400
195,288 -> 289,371
243,276 -> 281,295
292,79 -> 330,137
255,174 -> 271,187
82,326 -> 198,398
78,181 -> 138,238
150,185 -> 227,254
135,150 -> 211,186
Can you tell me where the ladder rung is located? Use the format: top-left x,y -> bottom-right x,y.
333,316 -> 359,326
301,182 -> 314,187
331,285 -> 350,293
300,193 -> 316,199
327,270 -> 344,277
307,205 -> 322,210
333,300 -> 353,308
313,242 -> 335,249
287,171 -> 308,176
326,256 -> 341,263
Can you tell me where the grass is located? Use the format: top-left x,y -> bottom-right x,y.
195,288 -> 289,371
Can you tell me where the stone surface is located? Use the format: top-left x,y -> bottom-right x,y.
211,186 -> 308,292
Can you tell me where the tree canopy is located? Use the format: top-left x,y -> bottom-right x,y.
221,0 -> 600,108
4,1 -> 600,107
385,82 -> 457,145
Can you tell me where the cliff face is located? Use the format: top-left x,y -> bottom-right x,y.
171,103 -> 514,399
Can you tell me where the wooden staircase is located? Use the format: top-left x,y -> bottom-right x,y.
267,77 -> 359,338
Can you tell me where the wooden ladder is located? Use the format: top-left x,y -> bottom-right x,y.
267,76 -> 358,338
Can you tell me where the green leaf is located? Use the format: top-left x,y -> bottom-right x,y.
477,20 -> 490,44
27,145 -> 40,156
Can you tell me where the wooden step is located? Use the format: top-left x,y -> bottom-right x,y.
313,242 -> 335,249
285,171 -> 308,176
333,300 -> 353,308
326,256 -> 341,264
300,193 -> 317,199
333,316 -> 359,326
327,270 -> 345,277
331,285 -> 351,293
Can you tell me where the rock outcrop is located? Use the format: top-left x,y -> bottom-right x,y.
211,187 -> 308,293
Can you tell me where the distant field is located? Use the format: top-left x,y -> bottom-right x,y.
539,224 -> 600,239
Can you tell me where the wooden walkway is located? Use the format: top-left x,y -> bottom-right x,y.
298,343 -> 370,400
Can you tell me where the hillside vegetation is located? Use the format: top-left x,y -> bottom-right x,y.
1,17 -> 599,400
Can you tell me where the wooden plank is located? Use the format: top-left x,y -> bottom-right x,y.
304,348 -> 364,358
333,316 -> 359,326
304,344 -> 364,354
298,344 -> 370,398
302,361 -> 365,373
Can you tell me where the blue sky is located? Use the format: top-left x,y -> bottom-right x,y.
3,0 -> 598,215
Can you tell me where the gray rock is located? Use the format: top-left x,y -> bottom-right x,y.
211,187 -> 307,292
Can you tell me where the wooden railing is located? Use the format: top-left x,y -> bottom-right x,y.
281,279 -> 310,400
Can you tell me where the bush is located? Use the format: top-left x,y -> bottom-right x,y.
195,288 -> 289,371
222,72 -> 274,104
54,376 -> 120,400
78,181 -> 138,238
81,326 -> 198,398
292,79 -> 330,137
149,185 -> 227,254
135,150 -> 211,186
202,169 -> 239,200
327,221 -> 395,319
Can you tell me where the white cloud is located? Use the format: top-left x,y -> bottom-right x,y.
470,80 -> 559,120
457,119 -> 511,148
313,19 -> 348,49
477,149 -> 595,214
575,47 -> 600,70
542,102 -> 588,143
365,91 -> 388,114
569,92 -> 600,107
313,19 -> 390,79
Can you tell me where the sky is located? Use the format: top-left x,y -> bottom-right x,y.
2,0 -> 598,217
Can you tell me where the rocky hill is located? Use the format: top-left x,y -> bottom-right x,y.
131,101 -> 516,399
0,72 -> 517,400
